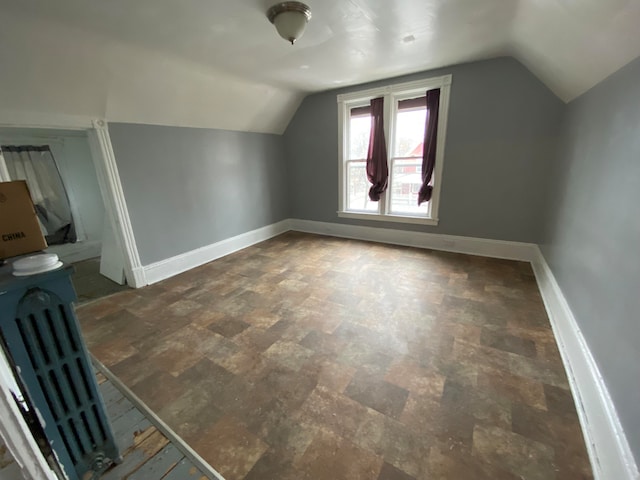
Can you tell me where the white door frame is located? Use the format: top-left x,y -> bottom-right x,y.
0,111 -> 146,288
0,349 -> 59,480
0,111 -> 145,477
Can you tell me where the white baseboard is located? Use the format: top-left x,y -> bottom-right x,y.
129,267 -> 147,289
143,218 -> 537,286
531,246 -> 639,480
141,218 -> 537,285
289,218 -> 537,261
130,217 -> 637,478
142,220 -> 291,285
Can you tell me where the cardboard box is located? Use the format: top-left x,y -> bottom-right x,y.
0,181 -> 48,259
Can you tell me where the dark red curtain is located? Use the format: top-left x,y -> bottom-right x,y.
417,88 -> 440,205
366,97 -> 388,201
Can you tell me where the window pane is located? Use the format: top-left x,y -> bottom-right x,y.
389,158 -> 428,215
349,115 -> 371,160
394,108 -> 426,158
347,160 -> 377,212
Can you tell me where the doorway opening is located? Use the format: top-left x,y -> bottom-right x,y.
0,127 -> 129,303
0,115 -> 145,479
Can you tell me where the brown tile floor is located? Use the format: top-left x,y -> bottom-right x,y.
77,232 -> 593,480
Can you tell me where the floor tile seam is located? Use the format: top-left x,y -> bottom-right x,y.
91,355 -> 226,480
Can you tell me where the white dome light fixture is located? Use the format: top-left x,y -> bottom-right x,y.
267,2 -> 312,45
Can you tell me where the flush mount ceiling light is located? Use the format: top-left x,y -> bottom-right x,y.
267,2 -> 312,45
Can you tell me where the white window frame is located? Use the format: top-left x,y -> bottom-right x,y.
337,74 -> 452,225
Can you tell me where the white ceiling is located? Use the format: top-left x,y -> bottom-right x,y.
1,0 -> 639,133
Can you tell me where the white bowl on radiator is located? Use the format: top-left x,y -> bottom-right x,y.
12,253 -> 63,276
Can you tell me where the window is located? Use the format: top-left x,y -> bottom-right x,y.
337,75 -> 451,225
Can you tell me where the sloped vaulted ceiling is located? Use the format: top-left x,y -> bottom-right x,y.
1,0 -> 639,134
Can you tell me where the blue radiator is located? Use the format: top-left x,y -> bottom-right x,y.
0,264 -> 120,479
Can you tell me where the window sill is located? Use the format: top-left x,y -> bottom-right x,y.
337,211 -> 438,226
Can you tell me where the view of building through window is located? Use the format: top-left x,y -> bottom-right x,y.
347,100 -> 428,215
338,75 -> 450,223
347,114 -> 376,211
390,106 -> 427,214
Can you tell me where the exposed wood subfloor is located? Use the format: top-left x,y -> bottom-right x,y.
96,367 -> 214,479
78,232 -> 593,480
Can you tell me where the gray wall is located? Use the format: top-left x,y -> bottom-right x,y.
541,56 -> 640,461
284,57 -> 564,243
109,123 -> 289,265
106,56 -> 639,462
